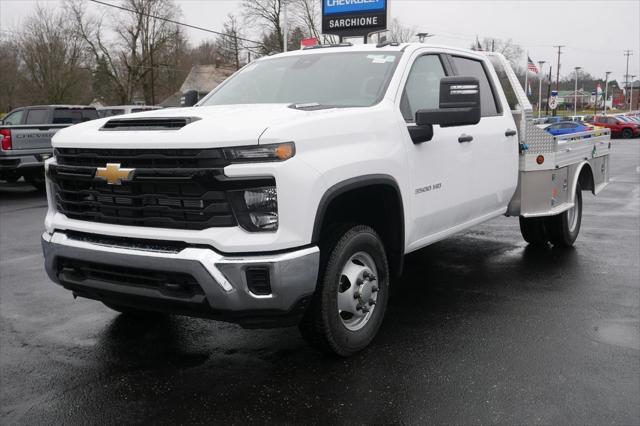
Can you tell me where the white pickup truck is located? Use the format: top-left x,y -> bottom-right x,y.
41,43 -> 610,356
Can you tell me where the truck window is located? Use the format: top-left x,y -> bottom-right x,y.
400,55 -> 446,122
25,108 -> 48,124
2,110 -> 24,125
81,109 -> 98,121
486,56 -> 520,111
53,108 -> 98,124
451,56 -> 500,117
201,51 -> 401,108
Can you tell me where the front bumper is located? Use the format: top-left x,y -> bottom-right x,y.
42,231 -> 319,328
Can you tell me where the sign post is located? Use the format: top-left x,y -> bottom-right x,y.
322,0 -> 388,42
548,90 -> 559,111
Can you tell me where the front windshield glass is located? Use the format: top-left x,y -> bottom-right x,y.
201,51 -> 401,108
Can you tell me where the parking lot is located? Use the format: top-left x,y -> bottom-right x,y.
1,140 -> 638,424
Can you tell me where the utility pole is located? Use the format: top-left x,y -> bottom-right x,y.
623,50 -> 632,108
553,45 -> 564,116
630,74 -> 637,112
574,66 -> 581,116
604,71 -> 611,115
283,0 -> 288,52
537,60 -> 546,117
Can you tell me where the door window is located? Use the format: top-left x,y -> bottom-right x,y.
400,55 -> 447,122
2,110 -> 23,125
25,109 -> 48,124
451,56 -> 500,117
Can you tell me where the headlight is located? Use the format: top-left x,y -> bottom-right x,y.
229,186 -> 278,232
224,142 -> 295,163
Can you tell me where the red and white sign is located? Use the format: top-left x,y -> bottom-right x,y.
300,38 -> 319,49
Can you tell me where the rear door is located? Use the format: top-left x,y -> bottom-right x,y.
448,54 -> 518,217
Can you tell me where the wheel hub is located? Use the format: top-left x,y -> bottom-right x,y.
337,252 -> 379,331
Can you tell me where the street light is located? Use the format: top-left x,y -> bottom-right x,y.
537,60 -> 546,118
604,71 -> 612,115
416,32 -> 434,43
574,66 -> 582,116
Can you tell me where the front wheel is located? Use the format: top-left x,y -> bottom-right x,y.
299,225 -> 389,357
622,128 -> 633,139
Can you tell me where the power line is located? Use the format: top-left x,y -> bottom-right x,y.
88,0 -> 264,48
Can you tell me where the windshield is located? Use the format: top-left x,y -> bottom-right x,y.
201,51 -> 401,108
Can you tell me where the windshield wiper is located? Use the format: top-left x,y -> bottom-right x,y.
288,103 -> 350,111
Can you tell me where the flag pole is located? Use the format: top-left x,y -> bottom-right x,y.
524,51 -> 529,100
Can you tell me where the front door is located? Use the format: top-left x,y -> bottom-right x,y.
398,52 -> 478,249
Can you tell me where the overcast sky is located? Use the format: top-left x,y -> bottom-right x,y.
1,0 -> 638,85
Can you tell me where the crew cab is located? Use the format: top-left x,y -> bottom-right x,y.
588,115 -> 640,138
1,105 -> 98,188
41,44 -> 610,356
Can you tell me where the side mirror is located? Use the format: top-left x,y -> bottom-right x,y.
415,76 -> 481,127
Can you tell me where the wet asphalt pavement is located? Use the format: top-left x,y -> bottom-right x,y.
1,140 -> 639,425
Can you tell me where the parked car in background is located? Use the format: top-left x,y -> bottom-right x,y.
0,105 -> 98,189
98,105 -> 163,118
588,115 -> 640,138
543,116 -> 563,124
539,121 -> 591,136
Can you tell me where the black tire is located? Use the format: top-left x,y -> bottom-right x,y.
1,171 -> 21,183
622,128 -> 633,139
103,302 -> 164,317
25,170 -> 45,191
299,224 -> 389,357
519,216 -> 549,246
549,183 -> 582,247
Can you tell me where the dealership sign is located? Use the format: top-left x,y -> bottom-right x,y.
322,0 -> 388,37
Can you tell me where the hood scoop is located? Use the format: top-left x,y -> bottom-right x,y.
100,117 -> 201,131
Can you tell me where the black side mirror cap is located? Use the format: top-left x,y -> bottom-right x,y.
415,76 -> 481,127
408,123 -> 433,144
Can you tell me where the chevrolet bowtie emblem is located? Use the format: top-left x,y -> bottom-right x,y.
95,163 -> 135,185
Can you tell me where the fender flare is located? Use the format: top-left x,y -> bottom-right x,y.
311,174 -> 405,276
569,161 -> 594,203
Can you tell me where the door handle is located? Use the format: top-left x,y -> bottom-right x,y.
458,134 -> 473,143
505,129 -> 517,137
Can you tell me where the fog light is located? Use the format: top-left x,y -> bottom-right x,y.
230,186 -> 278,232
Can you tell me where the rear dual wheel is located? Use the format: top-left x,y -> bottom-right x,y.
519,183 -> 582,247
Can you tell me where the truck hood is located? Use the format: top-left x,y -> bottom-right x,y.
52,104 -> 311,149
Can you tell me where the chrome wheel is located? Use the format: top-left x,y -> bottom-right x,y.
337,251 -> 379,331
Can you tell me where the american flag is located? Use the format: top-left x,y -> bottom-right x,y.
527,56 -> 539,74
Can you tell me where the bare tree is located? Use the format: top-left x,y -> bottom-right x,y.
216,14 -> 243,69
0,38 -> 22,111
17,6 -> 91,104
387,18 -> 415,43
68,0 -> 183,104
291,0 -> 320,40
471,37 -> 523,64
242,0 -> 284,52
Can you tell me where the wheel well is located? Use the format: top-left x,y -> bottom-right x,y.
313,180 -> 404,278
578,163 -> 595,193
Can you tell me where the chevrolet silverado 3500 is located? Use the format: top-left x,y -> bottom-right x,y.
42,43 -> 610,356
